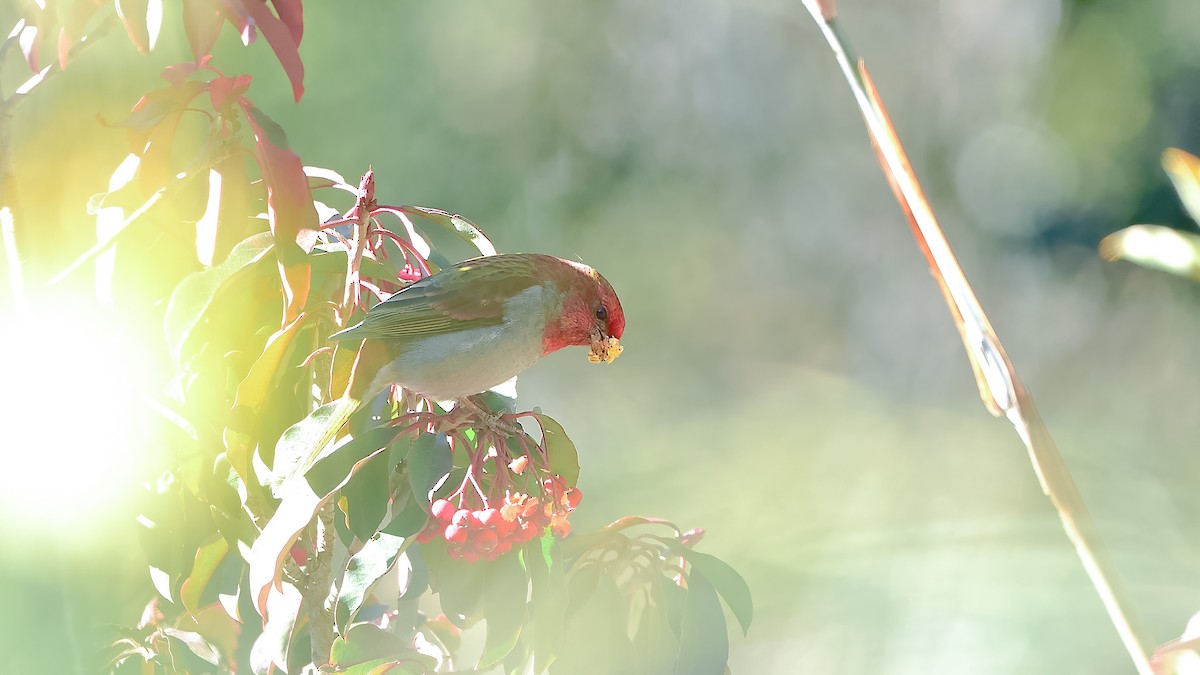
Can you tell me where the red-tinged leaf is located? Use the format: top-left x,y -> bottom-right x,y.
18,23 -> 39,73
116,81 -> 207,156
279,261 -> 310,324
219,0 -> 254,45
241,102 -> 317,321
249,479 -> 323,618
161,62 -> 198,86
270,0 -> 303,45
180,536 -> 230,615
58,0 -> 104,69
242,0 -> 305,101
209,74 -> 252,112
116,0 -> 151,53
139,108 -> 185,193
1162,148 -> 1200,226
182,0 -> 225,62
1100,224 -> 1200,280
176,604 -> 241,669
248,579 -> 302,672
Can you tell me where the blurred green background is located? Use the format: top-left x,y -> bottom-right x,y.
3,0 -> 1200,672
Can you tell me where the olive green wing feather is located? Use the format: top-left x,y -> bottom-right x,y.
330,254 -> 547,341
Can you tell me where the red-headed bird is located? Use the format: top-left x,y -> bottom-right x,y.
332,253 -> 625,402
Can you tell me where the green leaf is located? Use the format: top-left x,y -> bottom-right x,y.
399,205 -> 496,257
163,232 -> 273,362
632,582 -> 679,674
162,627 -> 221,667
534,414 -> 579,487
336,533 -> 408,634
228,311 -> 309,481
331,623 -> 411,666
342,450 -> 390,541
478,552 -> 528,669
327,656 -> 435,674
180,536 -> 229,615
668,545 -> 753,636
381,495 -> 429,538
552,575 -> 632,674
273,398 -> 377,494
406,434 -> 452,511
526,536 -> 567,673
674,570 -> 728,675
426,546 -> 487,628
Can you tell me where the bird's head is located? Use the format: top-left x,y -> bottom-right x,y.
544,259 -> 625,360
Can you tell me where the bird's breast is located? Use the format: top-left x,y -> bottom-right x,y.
366,286 -> 549,400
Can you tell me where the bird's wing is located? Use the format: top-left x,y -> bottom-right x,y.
332,254 -> 547,341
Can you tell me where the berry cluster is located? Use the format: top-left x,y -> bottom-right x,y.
416,478 -> 582,561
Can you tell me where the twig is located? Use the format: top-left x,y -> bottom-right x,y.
343,170 -> 376,311
801,3 -> 1154,673
47,187 -> 168,285
303,501 -> 337,667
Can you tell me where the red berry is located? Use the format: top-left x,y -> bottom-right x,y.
494,517 -> 516,537
432,499 -> 457,522
445,524 -> 468,544
451,509 -> 472,527
462,549 -> 480,563
475,529 -> 499,552
478,508 -> 503,528
565,488 -> 582,510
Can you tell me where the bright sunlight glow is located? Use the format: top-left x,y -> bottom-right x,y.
0,300 -> 150,534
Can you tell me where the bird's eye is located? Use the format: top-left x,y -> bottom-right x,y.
596,305 -> 607,321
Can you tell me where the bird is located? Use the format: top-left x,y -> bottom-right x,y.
331,252 -> 625,403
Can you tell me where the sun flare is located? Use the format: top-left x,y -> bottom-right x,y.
0,301 -> 151,532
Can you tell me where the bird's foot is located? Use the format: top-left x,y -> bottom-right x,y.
452,396 -> 521,438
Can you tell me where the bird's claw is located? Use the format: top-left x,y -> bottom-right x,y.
452,396 -> 521,438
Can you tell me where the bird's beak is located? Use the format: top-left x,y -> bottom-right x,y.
587,328 -> 623,364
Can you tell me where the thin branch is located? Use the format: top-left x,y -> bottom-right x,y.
801,3 -> 1154,674
47,186 -> 168,285
343,170 -> 376,311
